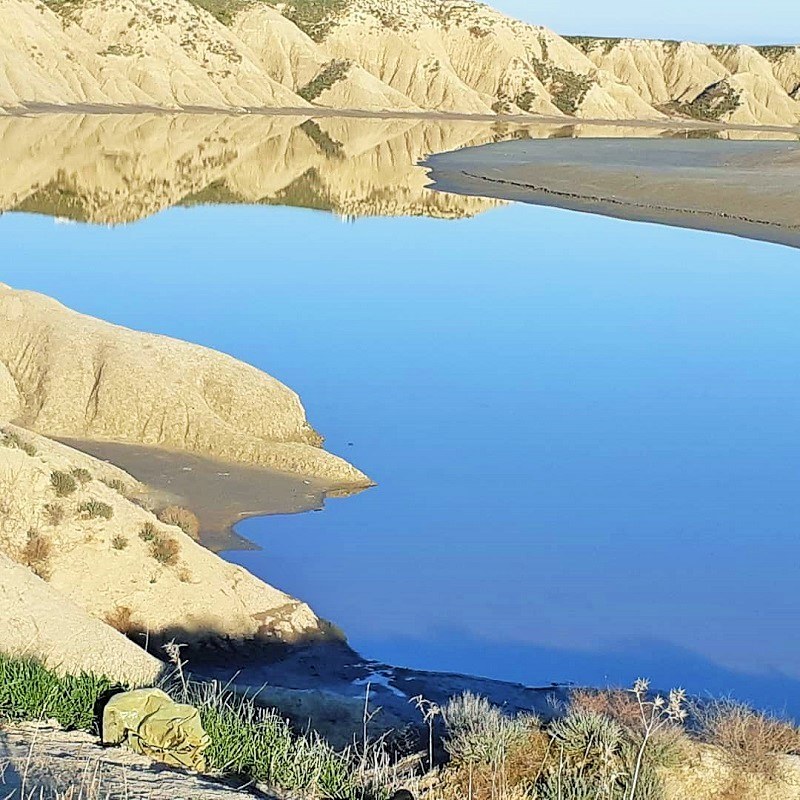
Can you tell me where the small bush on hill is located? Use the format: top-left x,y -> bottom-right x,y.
70,467 -> 92,485
78,500 -> 114,520
158,506 -> 200,540
51,470 -> 77,497
150,536 -> 181,566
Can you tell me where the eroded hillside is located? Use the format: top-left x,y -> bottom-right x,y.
1,0 -> 798,127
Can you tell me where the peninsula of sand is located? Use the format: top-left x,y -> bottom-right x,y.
2,0 -> 799,129
0,283 -> 370,682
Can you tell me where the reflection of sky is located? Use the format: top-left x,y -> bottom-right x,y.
3,202 -> 800,713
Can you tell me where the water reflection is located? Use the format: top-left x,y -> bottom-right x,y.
2,113 -> 794,225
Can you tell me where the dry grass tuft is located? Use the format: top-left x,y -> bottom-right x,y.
102,477 -> 128,494
150,535 -> 181,566
111,534 -> 128,550
158,505 -> 200,540
1,430 -> 37,457
21,530 -> 53,579
43,502 -> 65,527
104,605 -> 136,635
695,699 -> 800,779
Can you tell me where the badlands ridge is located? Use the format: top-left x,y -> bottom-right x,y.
1,0 -> 799,127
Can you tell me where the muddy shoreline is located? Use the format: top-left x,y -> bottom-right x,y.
424,138 -> 800,249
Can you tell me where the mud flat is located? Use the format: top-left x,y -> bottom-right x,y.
63,439 -> 349,552
425,138 -> 800,248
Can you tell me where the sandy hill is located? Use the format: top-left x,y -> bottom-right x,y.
0,0 -> 797,127
0,422 -> 332,652
570,37 -> 800,126
0,283 -> 369,486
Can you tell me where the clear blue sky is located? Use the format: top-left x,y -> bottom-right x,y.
491,0 -> 797,45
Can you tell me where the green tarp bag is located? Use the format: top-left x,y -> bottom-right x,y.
102,688 -> 210,772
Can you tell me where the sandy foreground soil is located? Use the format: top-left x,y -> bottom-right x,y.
424,138 -> 800,248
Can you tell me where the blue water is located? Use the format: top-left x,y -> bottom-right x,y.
4,197 -> 800,714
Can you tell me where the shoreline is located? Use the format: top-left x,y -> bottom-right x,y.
4,102 -> 800,137
62,438 -> 361,552
424,138 -> 800,249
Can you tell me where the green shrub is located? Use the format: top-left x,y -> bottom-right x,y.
102,478 -> 128,494
51,470 -> 78,497
70,467 -> 93,485
78,500 -> 114,520
111,534 -> 128,550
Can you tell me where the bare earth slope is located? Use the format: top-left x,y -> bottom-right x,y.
0,0 -> 798,127
425,138 -> 800,248
0,423 -> 331,646
0,552 -> 163,685
0,284 -> 370,486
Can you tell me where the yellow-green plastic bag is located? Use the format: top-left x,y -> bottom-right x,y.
102,688 -> 210,772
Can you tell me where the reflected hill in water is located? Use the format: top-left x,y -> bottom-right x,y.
0,114 -> 754,225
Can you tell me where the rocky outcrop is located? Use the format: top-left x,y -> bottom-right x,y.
0,284 -> 369,486
0,0 -> 797,127
0,423 -> 332,645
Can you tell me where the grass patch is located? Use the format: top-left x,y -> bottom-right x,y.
0,654 -> 115,732
157,505 -> 200,540
0,654 -> 394,798
78,500 -> 114,520
566,35 -> 622,56
186,0 -> 251,26
668,80 -> 742,120
50,470 -> 77,497
111,534 -> 129,550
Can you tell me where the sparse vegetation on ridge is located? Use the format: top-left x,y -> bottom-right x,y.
1,430 -> 37,457
77,499 -> 114,520
299,59 -> 353,102
279,0 -> 350,42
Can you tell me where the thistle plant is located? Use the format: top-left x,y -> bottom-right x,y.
628,679 -> 687,800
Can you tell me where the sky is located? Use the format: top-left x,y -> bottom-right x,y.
491,0 -> 797,45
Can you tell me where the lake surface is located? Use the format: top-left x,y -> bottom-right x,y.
3,115 -> 800,715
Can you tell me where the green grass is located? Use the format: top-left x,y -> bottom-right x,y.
0,654 -> 115,732
0,654 -> 386,798
71,467 -> 93,485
